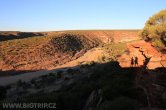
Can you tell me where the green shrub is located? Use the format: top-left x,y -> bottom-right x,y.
152,38 -> 165,48
140,10 -> 166,50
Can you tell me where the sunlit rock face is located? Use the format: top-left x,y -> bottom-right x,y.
118,40 -> 166,69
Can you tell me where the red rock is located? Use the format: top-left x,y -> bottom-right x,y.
118,40 -> 166,69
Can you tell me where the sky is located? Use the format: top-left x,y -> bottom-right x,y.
0,0 -> 165,32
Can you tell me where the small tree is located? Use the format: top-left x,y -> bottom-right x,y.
140,10 -> 166,50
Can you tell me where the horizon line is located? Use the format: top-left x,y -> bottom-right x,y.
0,29 -> 141,33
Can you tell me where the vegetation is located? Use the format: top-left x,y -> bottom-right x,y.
0,35 -> 50,59
51,34 -> 85,53
1,62 -> 149,110
0,30 -> 139,72
0,54 -> 165,110
1,29 -> 164,109
140,9 -> 166,50
100,42 -> 127,61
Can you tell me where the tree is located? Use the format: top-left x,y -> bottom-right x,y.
140,10 -> 166,50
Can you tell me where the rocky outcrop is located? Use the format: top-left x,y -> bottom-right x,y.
83,89 -> 103,110
118,40 -> 166,69
136,69 -> 166,109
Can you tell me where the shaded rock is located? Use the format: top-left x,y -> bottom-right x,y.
83,89 -> 102,110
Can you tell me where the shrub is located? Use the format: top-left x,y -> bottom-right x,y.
140,10 -> 166,50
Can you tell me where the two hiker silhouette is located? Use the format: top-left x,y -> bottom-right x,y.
131,56 -> 138,67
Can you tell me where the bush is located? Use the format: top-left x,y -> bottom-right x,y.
152,38 -> 165,48
140,10 -> 166,50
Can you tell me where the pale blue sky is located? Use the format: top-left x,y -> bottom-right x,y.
0,0 -> 165,32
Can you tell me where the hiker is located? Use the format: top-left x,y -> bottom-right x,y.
134,57 -> 138,66
130,57 -> 134,67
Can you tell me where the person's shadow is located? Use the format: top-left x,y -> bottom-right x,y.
134,57 -> 138,66
130,57 -> 134,67
143,57 -> 151,69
